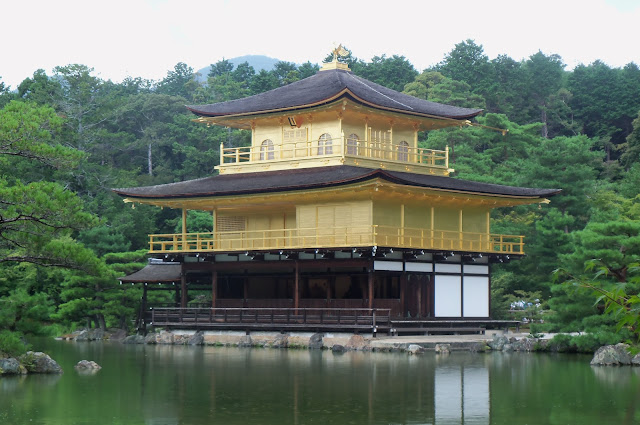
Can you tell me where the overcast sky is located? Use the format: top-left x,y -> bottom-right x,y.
2,0 -> 639,89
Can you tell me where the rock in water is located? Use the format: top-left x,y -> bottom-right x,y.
435,344 -> 451,354
188,331 -> 204,346
20,352 -> 63,374
488,335 -> 509,351
75,360 -> 102,370
590,343 -> 632,366
0,358 -> 26,375
331,344 -> 346,353
407,344 -> 424,355
270,334 -> 288,348
308,333 -> 324,349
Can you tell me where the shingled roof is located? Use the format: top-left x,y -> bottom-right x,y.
114,166 -> 560,200
118,262 -> 181,283
186,69 -> 482,120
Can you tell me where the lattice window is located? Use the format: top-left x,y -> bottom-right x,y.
317,133 -> 333,155
260,139 -> 274,160
397,141 -> 409,161
283,128 -> 307,142
217,216 -> 246,232
346,133 -> 359,155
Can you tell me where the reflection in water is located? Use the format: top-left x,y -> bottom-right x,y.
435,363 -> 489,425
2,340 -> 639,425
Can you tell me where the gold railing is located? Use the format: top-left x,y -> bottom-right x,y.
220,137 -> 449,168
149,226 -> 524,254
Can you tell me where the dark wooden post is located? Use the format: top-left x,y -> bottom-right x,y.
243,274 -> 249,307
211,271 -> 217,309
181,273 -> 188,309
400,272 -> 407,317
294,261 -> 299,313
368,270 -> 374,310
416,277 -> 422,318
327,275 -> 334,309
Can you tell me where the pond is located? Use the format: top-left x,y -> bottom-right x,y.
1,338 -> 639,424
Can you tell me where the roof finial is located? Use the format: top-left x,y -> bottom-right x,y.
320,43 -> 351,72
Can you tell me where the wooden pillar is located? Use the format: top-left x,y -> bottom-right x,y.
416,278 -> 422,318
368,270 -> 374,309
459,209 -> 464,250
400,273 -> 407,317
486,211 -> 491,251
182,208 -> 187,251
430,206 -> 435,249
180,273 -> 187,308
243,273 -> 249,307
211,271 -> 217,309
294,261 -> 300,313
326,277 -> 332,300
400,204 -> 405,246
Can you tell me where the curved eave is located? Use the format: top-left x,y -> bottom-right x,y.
188,89 -> 481,125
114,169 -> 560,207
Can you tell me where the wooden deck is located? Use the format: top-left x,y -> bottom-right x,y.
141,307 -> 520,336
146,307 -> 392,334
390,319 -> 521,336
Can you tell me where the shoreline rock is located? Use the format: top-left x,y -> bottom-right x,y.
54,329 -> 639,363
0,352 -> 63,375
590,343 -> 633,366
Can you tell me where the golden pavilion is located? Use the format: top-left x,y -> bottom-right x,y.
116,52 -> 559,334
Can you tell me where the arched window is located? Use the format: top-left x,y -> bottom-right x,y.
397,141 -> 409,162
260,139 -> 274,160
346,133 -> 359,155
318,133 -> 333,155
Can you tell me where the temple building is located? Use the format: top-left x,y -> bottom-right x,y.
116,51 -> 559,334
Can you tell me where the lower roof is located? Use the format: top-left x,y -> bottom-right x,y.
119,263 -> 181,283
113,166 -> 560,200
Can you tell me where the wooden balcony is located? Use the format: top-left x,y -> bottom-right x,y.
217,137 -> 451,176
148,225 -> 524,255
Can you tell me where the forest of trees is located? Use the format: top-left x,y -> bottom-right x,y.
1,40 -> 639,353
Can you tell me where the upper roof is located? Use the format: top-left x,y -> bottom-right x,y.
114,166 -> 560,200
186,69 -> 482,121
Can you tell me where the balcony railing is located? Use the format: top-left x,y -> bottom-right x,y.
220,137 -> 449,169
149,225 -> 524,255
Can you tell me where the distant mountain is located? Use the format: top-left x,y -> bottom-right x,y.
195,55 -> 283,81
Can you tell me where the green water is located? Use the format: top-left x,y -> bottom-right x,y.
1,339 -> 639,425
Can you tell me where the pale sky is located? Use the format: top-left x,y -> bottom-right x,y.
2,0 -> 639,89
